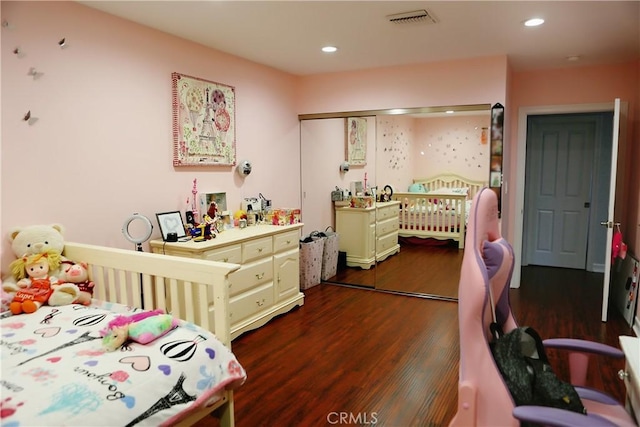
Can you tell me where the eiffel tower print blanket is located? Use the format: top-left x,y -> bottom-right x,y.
0,302 -> 246,426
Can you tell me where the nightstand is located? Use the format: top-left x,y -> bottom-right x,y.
619,335 -> 639,422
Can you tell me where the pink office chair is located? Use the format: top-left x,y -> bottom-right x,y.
450,188 -> 636,427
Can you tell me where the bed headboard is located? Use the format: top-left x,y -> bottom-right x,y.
413,173 -> 486,199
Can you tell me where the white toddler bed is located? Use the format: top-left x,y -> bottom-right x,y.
1,242 -> 246,427
392,174 -> 485,249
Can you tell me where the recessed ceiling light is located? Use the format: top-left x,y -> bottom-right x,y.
322,46 -> 337,53
566,55 -> 581,62
524,18 -> 544,27
445,110 -> 454,114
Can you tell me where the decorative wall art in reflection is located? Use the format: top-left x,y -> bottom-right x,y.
172,72 -> 236,166
345,117 -> 367,166
490,103 -> 505,215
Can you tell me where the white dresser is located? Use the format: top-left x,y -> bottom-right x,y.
150,224 -> 304,339
335,201 -> 400,269
620,335 -> 639,422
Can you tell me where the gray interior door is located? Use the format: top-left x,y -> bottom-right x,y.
525,115 -> 596,269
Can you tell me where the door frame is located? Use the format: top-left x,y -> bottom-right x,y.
512,102 -> 615,289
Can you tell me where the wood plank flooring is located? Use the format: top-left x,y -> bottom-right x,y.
199,265 -> 635,427
328,241 -> 463,299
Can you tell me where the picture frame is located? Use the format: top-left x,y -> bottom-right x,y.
156,211 -> 187,241
199,192 -> 228,217
345,117 -> 367,166
171,72 -> 236,167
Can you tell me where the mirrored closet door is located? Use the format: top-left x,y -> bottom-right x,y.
300,105 -> 491,299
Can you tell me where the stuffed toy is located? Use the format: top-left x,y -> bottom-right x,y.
4,224 -> 67,285
100,309 -> 179,352
58,261 -> 95,305
9,251 -> 61,314
48,282 -> 81,307
1,279 -> 14,312
8,224 -> 65,257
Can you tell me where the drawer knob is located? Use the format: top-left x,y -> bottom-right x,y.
256,298 -> 265,307
223,257 -> 229,262
286,239 -> 291,244
258,248 -> 263,252
256,272 -> 265,280
618,369 -> 629,380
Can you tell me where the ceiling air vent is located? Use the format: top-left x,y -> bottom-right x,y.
387,9 -> 438,24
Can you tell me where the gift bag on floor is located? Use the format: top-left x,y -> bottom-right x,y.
299,234 -> 324,290
321,227 -> 339,281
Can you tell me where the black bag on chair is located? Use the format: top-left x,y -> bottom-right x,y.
490,325 -> 586,419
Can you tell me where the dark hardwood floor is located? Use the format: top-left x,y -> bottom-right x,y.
328,240 -> 463,299
199,265 -> 635,427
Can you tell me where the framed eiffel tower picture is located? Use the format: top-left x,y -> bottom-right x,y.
171,72 -> 236,166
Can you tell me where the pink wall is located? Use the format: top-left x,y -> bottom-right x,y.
508,62 -> 639,254
1,1 -> 300,270
297,56 -> 509,114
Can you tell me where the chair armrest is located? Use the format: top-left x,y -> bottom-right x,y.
543,338 -> 624,358
513,406 -> 618,427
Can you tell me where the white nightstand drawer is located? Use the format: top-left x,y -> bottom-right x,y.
377,204 -> 399,221
377,216 -> 399,236
242,236 -> 273,263
273,230 -> 299,253
377,230 -> 399,253
230,283 -> 274,322
229,257 -> 273,296
204,245 -> 242,263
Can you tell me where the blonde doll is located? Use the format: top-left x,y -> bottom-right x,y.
9,250 -> 61,314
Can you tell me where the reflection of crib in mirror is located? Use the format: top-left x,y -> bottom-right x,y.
391,174 -> 485,249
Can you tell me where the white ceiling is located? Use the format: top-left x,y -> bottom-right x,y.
80,1 -> 639,76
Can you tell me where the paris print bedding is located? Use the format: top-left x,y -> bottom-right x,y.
0,302 -> 246,426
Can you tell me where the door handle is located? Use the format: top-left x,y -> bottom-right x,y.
600,221 -> 621,228
584,202 -> 590,208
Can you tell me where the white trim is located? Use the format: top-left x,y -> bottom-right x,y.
512,102 -> 614,289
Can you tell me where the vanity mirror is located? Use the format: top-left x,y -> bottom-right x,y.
300,104 -> 491,299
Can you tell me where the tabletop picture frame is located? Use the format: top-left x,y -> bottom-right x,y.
156,211 -> 187,241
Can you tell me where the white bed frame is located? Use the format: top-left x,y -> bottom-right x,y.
391,174 -> 486,249
63,242 -> 241,427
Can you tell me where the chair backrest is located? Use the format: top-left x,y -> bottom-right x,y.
450,187 -> 519,426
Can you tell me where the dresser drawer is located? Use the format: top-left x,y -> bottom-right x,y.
625,359 -> 640,422
377,230 -> 398,253
230,283 -> 274,323
377,205 -> 399,221
242,236 -> 273,263
204,245 -> 242,263
376,216 -> 399,236
273,230 -> 299,253
229,257 -> 273,296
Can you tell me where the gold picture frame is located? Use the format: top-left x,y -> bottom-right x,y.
171,72 -> 236,166
345,117 -> 367,166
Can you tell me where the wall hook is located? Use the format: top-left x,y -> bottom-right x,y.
13,47 -> 25,58
23,111 -> 31,121
1,20 -> 10,29
58,38 -> 67,48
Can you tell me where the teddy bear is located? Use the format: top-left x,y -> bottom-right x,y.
58,261 -> 95,305
4,224 -> 67,286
